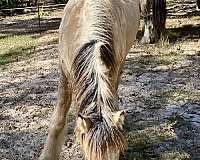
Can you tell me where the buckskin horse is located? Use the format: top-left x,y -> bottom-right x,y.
39,0 -> 165,160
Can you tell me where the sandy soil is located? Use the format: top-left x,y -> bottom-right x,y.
0,0 -> 200,160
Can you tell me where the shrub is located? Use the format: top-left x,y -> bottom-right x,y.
0,0 -> 25,9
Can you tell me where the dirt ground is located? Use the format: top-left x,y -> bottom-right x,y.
0,0 -> 200,160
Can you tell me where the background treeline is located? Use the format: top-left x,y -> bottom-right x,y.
0,0 -> 68,9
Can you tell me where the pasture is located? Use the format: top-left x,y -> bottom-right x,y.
0,0 -> 200,159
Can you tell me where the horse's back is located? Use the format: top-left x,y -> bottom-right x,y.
59,0 -> 140,71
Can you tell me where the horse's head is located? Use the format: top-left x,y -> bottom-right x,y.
76,110 -> 126,160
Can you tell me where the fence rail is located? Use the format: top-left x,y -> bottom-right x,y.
0,3 -> 66,15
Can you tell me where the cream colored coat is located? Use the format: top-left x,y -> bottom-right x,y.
40,1 -> 140,160
59,0 -> 140,79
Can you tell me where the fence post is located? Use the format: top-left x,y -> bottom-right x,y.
38,3 -> 40,32
37,2 -> 43,33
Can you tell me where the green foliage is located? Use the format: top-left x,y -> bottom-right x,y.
54,0 -> 68,4
0,0 -> 24,9
0,35 -> 37,65
37,5 -> 45,17
0,0 -> 69,9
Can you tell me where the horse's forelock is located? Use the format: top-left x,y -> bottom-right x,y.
76,117 -> 125,160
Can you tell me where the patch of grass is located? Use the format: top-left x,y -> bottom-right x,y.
125,122 -> 177,160
67,109 -> 76,122
156,36 -> 170,48
166,30 -> 181,41
156,52 -> 186,64
47,37 -> 59,45
155,89 -> 200,103
0,35 -> 37,65
137,54 -> 169,66
127,122 -> 176,146
171,90 -> 200,102
126,52 -> 187,72
160,151 -> 190,160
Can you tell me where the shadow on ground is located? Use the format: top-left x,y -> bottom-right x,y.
0,130 -> 45,159
120,50 -> 200,160
137,24 -> 200,44
0,17 -> 61,36
167,24 -> 200,43
0,70 -> 59,108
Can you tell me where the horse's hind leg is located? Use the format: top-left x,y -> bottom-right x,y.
40,68 -> 72,160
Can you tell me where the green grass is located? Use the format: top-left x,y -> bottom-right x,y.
154,89 -> 200,103
125,51 -> 188,77
125,122 -> 178,160
160,151 -> 190,160
47,37 -> 59,45
126,122 -> 176,147
0,35 -> 37,65
137,52 -> 186,67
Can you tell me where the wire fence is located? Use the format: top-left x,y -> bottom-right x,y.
0,2 -> 199,18
0,3 -> 66,16
0,3 -> 66,34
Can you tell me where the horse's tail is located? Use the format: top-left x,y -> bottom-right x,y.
152,0 -> 167,41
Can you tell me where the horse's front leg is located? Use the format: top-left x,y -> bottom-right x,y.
39,68 -> 72,160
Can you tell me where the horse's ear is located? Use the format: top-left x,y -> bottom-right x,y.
77,114 -> 92,134
112,110 -> 126,130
